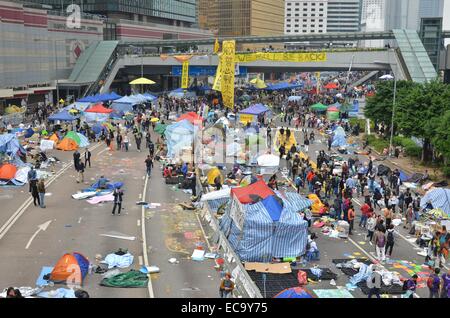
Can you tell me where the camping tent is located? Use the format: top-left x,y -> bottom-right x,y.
324,82 -> 339,90
63,102 -> 91,112
84,104 -> 112,122
177,112 -> 203,125
274,287 -> 314,298
57,138 -> 78,151
169,88 -> 196,99
327,110 -> 340,121
49,133 -> 59,143
239,104 -> 270,116
231,180 -> 274,204
164,119 -> 197,158
49,252 -> 89,285
0,163 -> 17,180
220,187 -> 309,262
154,123 -> 168,135
331,126 -> 347,147
207,167 -> 224,185
85,104 -> 113,113
421,188 -> 450,216
308,194 -> 325,214
0,134 -> 26,158
48,110 -> 78,122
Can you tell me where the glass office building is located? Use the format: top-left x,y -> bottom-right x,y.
22,0 -> 197,26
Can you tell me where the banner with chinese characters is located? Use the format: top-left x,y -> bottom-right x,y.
212,57 -> 222,92
221,40 -> 236,110
181,61 -> 189,89
235,52 -> 327,63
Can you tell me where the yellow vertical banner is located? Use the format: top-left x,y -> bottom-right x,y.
214,38 -> 220,54
221,40 -> 236,110
181,61 -> 189,89
315,72 -> 321,94
212,55 -> 223,91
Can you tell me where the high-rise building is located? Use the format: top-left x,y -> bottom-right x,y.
384,0 -> 420,31
361,0 -> 386,47
326,0 -> 362,33
284,0 -> 328,35
22,0 -> 197,27
198,0 -> 285,49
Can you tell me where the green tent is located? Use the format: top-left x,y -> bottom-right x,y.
327,111 -> 340,121
65,131 -> 81,145
310,103 -> 328,112
154,123 -> 168,135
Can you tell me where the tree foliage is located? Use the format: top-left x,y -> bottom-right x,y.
365,80 -> 450,163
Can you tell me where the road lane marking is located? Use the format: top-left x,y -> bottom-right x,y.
78,217 -> 82,224
138,255 -> 143,266
25,220 -> 52,250
137,219 -> 141,227
141,174 -> 155,298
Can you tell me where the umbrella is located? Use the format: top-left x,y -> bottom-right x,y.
310,103 -> 328,112
129,77 -> 156,85
379,74 -> 394,80
335,93 -> 343,98
150,118 -> 160,123
288,96 -> 302,102
274,287 -> 314,298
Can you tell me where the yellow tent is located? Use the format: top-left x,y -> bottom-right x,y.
129,77 -> 156,85
207,167 -> 224,185
308,194 -> 325,214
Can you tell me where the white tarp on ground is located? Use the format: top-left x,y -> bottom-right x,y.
200,188 -> 231,201
14,166 -> 31,184
39,140 -> 55,151
257,154 -> 280,167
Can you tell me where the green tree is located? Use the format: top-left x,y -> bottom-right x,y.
432,110 -> 450,165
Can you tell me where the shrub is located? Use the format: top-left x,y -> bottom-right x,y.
404,145 -> 421,158
442,166 -> 450,178
367,135 -> 389,153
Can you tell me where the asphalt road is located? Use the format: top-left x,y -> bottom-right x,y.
0,133 -> 218,298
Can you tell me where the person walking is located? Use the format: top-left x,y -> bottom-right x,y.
367,266 -> 382,298
375,229 -> 386,262
30,178 -> 40,207
427,268 -> 441,298
402,275 -> 418,298
385,224 -> 395,258
219,273 -> 235,298
73,150 -> 81,171
112,186 -> 124,215
77,161 -> 85,183
84,148 -> 91,168
366,213 -> 376,245
116,133 -> 122,151
37,178 -> 46,208
145,155 -> 153,177
123,134 -> 129,152
359,202 -> 371,228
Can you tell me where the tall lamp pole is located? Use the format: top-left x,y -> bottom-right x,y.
388,65 -> 397,157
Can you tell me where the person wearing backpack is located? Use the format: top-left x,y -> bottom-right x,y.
402,275 -> 418,298
427,268 -> 441,298
385,224 -> 395,258
441,269 -> 450,298
375,230 -> 386,262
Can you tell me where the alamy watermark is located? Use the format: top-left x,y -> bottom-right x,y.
66,4 -> 81,29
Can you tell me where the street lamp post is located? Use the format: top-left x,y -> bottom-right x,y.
389,75 -> 397,157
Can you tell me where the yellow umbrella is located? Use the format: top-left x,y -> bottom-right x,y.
249,77 -> 266,88
129,77 -> 156,85
59,99 -> 65,104
249,78 -> 259,84
150,118 -> 160,122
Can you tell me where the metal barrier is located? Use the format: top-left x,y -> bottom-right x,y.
196,172 -> 263,298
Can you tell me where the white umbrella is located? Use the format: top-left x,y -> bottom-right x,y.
335,93 -> 343,98
379,74 -> 394,80
288,96 -> 302,102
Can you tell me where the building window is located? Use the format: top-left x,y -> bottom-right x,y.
319,30 -> 323,33
319,25 -> 323,28
319,8 -> 324,11
287,30 -> 291,32
295,24 -> 299,27
287,24 -> 291,27
303,30 -> 307,33
303,14 -> 307,16
311,30 -> 315,32
319,14 -> 323,16
303,8 -> 307,11
287,8 -> 291,11
287,14 -> 291,16
303,19 -> 307,22
311,8 -> 315,11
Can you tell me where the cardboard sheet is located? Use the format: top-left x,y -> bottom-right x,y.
244,262 -> 292,274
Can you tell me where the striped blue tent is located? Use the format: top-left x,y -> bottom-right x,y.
420,188 -> 450,216
206,197 -> 230,212
220,193 -> 309,262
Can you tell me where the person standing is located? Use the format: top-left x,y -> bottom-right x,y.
31,178 -> 40,207
135,131 -> 142,152
366,213 -> 376,245
145,155 -> 153,177
112,186 -> 124,215
367,267 -> 382,298
385,224 -> 395,258
37,178 -> 46,208
427,268 -> 441,298
441,269 -> 450,298
375,229 -> 386,262
219,273 -> 235,298
116,133 -> 122,151
27,166 -> 37,193
188,172 -> 197,197
84,148 -> 91,168
304,136 -> 310,153
348,204 -> 355,235
73,150 -> 81,171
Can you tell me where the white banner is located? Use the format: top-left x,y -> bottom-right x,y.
40,139 -> 55,151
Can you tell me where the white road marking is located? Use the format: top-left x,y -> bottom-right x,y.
78,217 -> 82,224
138,255 -> 143,266
25,220 -> 52,250
137,219 -> 141,227
141,175 -> 155,298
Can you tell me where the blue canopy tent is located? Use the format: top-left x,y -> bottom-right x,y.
78,93 -> 121,103
62,102 -> 91,112
143,93 -> 157,101
110,96 -> 137,113
164,119 -> 198,158
77,95 -> 97,103
421,188 -> 450,216
240,104 -> 270,115
220,191 -> 309,262
48,110 -> 78,122
265,82 -> 304,91
168,88 -> 196,99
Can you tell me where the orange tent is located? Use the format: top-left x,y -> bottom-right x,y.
50,252 -> 89,285
57,138 -> 78,151
49,133 -> 59,143
0,163 -> 17,180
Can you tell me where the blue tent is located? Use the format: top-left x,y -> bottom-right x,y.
143,93 -> 157,101
48,110 -> 78,121
331,126 -> 347,147
240,104 -> 270,115
0,134 -> 26,157
421,188 -> 450,216
220,191 -> 308,262
164,119 -> 197,158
